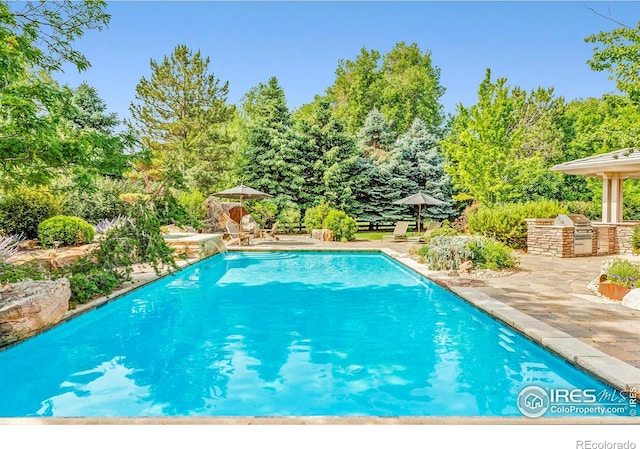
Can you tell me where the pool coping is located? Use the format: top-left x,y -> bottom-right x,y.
1,246 -> 639,424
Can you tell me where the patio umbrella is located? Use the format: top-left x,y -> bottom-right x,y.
393,191 -> 445,232
212,185 -> 272,232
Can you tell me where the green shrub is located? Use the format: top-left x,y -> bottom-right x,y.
66,268 -> 122,304
304,202 -> 332,232
418,235 -> 518,271
56,204 -> 178,304
0,189 -> 61,239
61,178 -> 135,224
38,216 -> 95,247
278,203 -> 301,233
177,189 -> 207,229
467,238 -> 518,269
466,200 -> 568,248
631,224 -> 640,255
422,224 -> 458,245
324,210 -> 358,242
566,201 -> 600,220
153,193 -> 193,227
248,200 -> 278,228
419,235 -> 474,270
0,261 -> 49,284
606,259 -> 640,289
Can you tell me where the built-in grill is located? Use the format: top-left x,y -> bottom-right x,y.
554,214 -> 593,255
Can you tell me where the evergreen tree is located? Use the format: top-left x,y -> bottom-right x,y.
66,82 -> 133,181
239,77 -> 304,210
128,44 -> 234,194
294,98 -> 358,214
351,110 -> 399,225
356,108 -> 396,162
388,118 -> 456,220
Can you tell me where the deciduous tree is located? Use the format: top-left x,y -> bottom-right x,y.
0,0 -> 111,189
326,42 -> 445,135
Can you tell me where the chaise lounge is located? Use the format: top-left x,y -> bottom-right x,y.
407,221 -> 442,243
381,221 -> 410,241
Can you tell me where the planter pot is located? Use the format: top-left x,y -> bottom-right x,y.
598,281 -> 631,301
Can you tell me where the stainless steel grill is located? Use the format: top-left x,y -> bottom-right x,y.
555,214 -> 593,255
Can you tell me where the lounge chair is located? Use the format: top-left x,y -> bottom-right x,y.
407,221 -> 442,243
259,221 -> 279,241
381,221 -> 410,241
225,221 -> 251,246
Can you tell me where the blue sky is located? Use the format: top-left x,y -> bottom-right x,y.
56,1 -> 640,122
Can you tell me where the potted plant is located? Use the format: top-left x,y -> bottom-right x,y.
599,258 -> 640,301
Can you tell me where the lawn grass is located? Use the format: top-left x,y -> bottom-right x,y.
355,231 -> 422,241
355,231 -> 384,241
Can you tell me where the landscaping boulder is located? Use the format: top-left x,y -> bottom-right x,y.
622,289 -> 640,311
311,229 -> 334,241
458,260 -> 473,275
0,278 -> 70,345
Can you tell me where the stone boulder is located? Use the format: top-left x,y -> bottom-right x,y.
458,260 -> 473,275
622,289 -> 640,311
0,278 -> 71,345
311,229 -> 334,241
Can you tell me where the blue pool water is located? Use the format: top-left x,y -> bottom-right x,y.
0,251 -> 633,417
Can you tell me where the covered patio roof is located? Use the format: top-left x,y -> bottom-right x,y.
551,148 -> 640,223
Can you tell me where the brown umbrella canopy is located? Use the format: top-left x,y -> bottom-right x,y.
212,185 -> 272,232
393,191 -> 445,232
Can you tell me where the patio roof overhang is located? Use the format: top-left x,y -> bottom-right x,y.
551,148 -> 640,224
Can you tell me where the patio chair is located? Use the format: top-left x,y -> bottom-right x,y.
381,221 -> 410,241
407,221 -> 442,243
259,221 -> 280,241
225,221 -> 251,246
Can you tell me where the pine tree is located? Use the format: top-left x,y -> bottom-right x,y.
128,44 -> 233,193
67,82 -> 133,180
356,108 -> 396,163
239,77 -> 304,210
294,98 -> 358,214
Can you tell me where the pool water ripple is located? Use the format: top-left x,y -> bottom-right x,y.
0,251 -> 632,417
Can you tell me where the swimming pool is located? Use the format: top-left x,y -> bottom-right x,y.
0,251 -> 633,417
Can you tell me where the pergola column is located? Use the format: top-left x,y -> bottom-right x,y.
610,173 -> 623,223
601,173 -> 624,224
602,174 -> 611,223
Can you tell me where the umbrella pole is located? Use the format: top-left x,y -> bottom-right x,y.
239,197 -> 244,233
418,204 -> 422,232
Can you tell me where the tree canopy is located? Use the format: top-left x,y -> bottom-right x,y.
586,20 -> 640,102
0,0 -> 114,189
128,44 -> 234,194
326,42 -> 445,135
